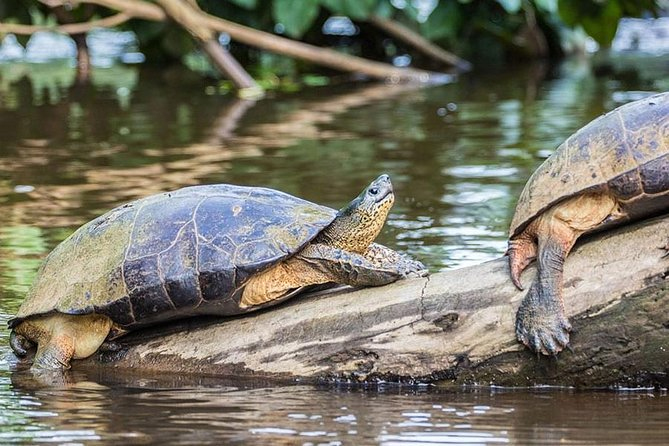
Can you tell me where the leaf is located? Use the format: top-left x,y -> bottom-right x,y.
421,1 -> 463,41
226,0 -> 258,9
581,0 -> 622,45
557,0 -> 582,26
321,0 -> 378,19
496,0 -> 522,14
272,0 -> 321,38
533,0 -> 557,14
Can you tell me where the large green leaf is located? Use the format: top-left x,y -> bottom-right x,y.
581,1 -> 622,45
321,0 -> 378,19
558,0 -> 624,45
272,0 -> 321,38
421,1 -> 463,41
557,0 -> 586,26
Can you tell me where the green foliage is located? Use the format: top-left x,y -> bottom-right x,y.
0,0 -> 664,74
321,0 -> 377,19
272,0 -> 321,38
534,0 -> 557,14
558,0 -> 660,46
420,1 -> 463,41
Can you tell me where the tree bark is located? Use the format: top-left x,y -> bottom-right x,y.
155,0 -> 262,95
83,216 -> 669,388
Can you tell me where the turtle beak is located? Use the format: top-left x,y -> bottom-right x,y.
370,174 -> 393,202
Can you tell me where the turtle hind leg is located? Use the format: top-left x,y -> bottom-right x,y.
9,330 -> 34,357
516,192 -> 617,355
14,314 -> 113,370
33,334 -> 75,370
515,231 -> 574,355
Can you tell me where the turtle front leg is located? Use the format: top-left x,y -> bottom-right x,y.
239,244 -> 426,309
300,243 -> 427,287
364,243 -> 428,278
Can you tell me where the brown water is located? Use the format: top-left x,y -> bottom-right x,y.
0,56 -> 668,443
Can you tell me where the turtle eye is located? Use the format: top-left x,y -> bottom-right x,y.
369,187 -> 379,196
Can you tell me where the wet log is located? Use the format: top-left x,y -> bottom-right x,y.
84,216 -> 669,388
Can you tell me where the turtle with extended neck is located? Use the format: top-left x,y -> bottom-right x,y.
10,174 -> 426,370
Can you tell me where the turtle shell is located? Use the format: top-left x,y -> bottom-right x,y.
10,184 -> 336,330
510,92 -> 669,239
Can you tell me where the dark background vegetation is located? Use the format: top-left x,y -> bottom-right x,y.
0,0 -> 664,83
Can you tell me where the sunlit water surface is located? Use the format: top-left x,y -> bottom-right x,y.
0,40 -> 668,443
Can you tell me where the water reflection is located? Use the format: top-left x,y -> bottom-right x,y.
0,56 -> 665,278
4,374 -> 668,445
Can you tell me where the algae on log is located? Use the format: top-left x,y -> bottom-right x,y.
84,216 -> 669,388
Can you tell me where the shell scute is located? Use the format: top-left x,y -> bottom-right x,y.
11,184 -> 337,328
510,92 -> 669,238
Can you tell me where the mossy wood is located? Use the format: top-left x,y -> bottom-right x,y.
81,215 -> 669,388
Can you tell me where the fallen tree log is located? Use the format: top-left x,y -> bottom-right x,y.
83,215 -> 669,388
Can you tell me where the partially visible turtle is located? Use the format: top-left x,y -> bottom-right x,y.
508,92 -> 669,355
10,174 -> 427,370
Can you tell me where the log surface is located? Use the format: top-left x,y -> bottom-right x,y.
84,217 -> 669,388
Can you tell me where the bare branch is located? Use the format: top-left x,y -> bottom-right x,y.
33,0 -> 446,83
368,14 -> 472,71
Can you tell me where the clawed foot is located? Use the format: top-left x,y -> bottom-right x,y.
400,258 -> 429,278
515,288 -> 572,356
661,241 -> 669,258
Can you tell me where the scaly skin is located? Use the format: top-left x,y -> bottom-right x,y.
11,314 -> 113,369
241,175 -> 427,308
13,175 -> 427,370
509,192 -> 617,355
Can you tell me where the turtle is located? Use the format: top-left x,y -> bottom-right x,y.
508,92 -> 669,356
9,174 -> 427,370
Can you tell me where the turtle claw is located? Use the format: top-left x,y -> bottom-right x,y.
516,289 -> 572,356
401,259 -> 429,278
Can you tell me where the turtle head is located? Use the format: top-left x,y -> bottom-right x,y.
319,174 -> 395,253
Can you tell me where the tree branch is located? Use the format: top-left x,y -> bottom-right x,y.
37,0 -> 447,83
368,14 -> 472,71
154,0 -> 262,95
